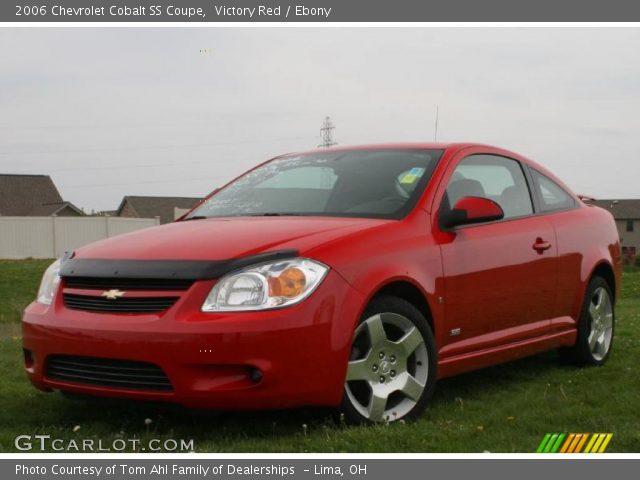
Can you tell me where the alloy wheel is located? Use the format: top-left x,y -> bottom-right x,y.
588,286 -> 613,361
345,312 -> 429,422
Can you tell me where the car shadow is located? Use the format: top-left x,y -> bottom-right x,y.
49,349 -> 574,437
431,349 -> 570,404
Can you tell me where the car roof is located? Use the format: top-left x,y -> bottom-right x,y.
283,142 -> 478,156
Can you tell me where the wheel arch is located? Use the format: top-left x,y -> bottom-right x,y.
589,261 -> 617,301
367,279 -> 435,334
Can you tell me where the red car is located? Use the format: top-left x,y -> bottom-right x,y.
23,143 -> 621,423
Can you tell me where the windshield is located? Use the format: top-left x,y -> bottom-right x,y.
188,149 -> 443,220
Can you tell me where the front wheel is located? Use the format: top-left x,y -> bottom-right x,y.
340,296 -> 437,424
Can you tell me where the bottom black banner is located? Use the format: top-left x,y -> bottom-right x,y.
4,458 -> 638,480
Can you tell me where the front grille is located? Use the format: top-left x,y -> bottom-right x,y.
46,355 -> 173,392
63,294 -> 178,313
64,277 -> 193,291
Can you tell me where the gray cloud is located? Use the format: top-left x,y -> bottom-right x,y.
0,27 -> 638,211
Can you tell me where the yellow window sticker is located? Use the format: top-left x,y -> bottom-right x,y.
400,173 -> 418,184
399,168 -> 425,184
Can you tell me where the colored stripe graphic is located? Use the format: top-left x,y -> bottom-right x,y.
538,433 -> 612,453
598,433 -> 613,453
559,433 -> 575,453
567,433 -> 583,453
544,433 -> 559,453
536,433 -> 552,453
574,433 -> 589,453
550,433 -> 566,453
584,433 -> 598,453
584,433 -> 613,453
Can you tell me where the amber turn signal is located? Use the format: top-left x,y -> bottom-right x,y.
268,267 -> 306,298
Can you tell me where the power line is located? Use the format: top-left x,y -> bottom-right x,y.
4,156 -> 252,174
0,135 -> 314,157
59,176 -> 215,189
318,116 -> 337,148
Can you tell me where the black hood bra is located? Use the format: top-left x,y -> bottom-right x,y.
59,249 -> 299,280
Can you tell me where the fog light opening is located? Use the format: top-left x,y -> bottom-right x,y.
249,367 -> 263,384
23,349 -> 34,369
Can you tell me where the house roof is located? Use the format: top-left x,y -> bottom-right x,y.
117,196 -> 202,224
30,201 -> 85,216
0,174 -> 83,216
591,199 -> 640,219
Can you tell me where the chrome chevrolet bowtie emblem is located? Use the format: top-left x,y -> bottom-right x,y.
101,289 -> 126,300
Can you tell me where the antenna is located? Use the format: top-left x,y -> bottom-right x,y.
434,105 -> 439,142
319,116 -> 337,148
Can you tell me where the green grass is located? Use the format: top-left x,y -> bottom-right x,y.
0,261 -> 638,452
0,259 -> 53,324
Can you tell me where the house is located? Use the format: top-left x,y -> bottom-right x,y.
116,196 -> 202,224
94,210 -> 117,217
0,174 -> 84,217
591,199 -> 640,263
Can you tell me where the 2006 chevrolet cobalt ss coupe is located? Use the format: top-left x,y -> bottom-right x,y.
23,143 -> 621,423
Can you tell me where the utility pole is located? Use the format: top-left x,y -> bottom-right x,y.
434,105 -> 439,142
319,116 -> 337,148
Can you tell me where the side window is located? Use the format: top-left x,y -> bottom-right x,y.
444,154 -> 533,219
531,169 -> 576,212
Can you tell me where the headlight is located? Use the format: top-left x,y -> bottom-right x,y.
202,258 -> 329,312
37,258 -> 62,305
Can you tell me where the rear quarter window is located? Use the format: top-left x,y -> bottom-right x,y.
531,169 -> 576,212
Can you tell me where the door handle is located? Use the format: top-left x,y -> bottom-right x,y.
532,237 -> 552,253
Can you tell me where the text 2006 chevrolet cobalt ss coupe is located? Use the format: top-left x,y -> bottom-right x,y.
23,143 -> 621,423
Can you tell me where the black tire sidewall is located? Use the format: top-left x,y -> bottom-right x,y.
340,295 -> 437,424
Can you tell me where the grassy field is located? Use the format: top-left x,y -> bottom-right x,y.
0,259 -> 638,453
0,259 -> 51,324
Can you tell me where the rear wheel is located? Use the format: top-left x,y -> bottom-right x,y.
560,276 -> 614,365
340,296 -> 437,424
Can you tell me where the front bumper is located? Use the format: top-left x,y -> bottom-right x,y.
22,270 -> 365,410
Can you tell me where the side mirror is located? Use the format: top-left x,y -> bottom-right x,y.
440,196 -> 504,230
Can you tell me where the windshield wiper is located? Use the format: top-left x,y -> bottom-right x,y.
184,213 -> 304,220
247,213 -> 303,217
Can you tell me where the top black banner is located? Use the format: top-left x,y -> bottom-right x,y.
4,0 -> 640,22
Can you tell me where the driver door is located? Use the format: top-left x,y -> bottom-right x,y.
437,153 -> 558,357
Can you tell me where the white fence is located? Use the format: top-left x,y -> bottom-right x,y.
0,216 -> 160,259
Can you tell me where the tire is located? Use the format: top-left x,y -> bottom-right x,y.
560,276 -> 615,366
340,295 -> 437,424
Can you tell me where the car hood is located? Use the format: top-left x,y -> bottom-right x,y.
74,216 -> 391,261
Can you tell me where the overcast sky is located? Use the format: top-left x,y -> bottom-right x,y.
1,27 -> 638,212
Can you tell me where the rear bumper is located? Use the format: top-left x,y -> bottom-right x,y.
22,271 -> 365,410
